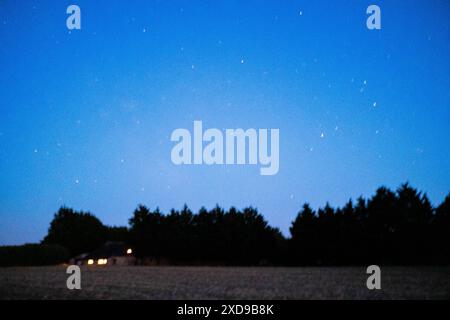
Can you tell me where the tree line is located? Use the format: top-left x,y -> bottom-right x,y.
42,183 -> 450,265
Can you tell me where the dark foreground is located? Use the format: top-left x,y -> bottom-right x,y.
0,266 -> 448,299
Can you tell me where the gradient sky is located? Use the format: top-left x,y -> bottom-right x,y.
1,0 -> 449,245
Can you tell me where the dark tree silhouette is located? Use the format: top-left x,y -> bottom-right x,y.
431,193 -> 450,263
127,204 -> 283,265
105,226 -> 130,243
42,207 -> 106,256
129,205 -> 164,259
290,203 -> 318,264
394,183 -> 433,263
39,183 -> 450,266
288,185 -> 449,265
364,186 -> 399,263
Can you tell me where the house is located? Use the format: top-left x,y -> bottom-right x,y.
72,241 -> 135,266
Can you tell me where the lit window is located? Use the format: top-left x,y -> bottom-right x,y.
87,259 -> 94,265
98,258 -> 107,265
127,248 -> 132,254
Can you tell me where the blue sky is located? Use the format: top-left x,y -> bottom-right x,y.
0,0 -> 449,244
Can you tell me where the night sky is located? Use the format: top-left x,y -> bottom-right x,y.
1,0 -> 449,245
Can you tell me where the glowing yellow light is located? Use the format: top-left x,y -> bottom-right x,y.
97,258 -> 107,265
87,259 -> 94,265
127,248 -> 132,254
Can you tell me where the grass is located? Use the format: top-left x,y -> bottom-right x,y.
0,266 -> 448,299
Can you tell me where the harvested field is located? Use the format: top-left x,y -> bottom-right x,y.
0,266 -> 448,300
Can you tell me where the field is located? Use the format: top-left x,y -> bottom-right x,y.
0,266 -> 449,300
